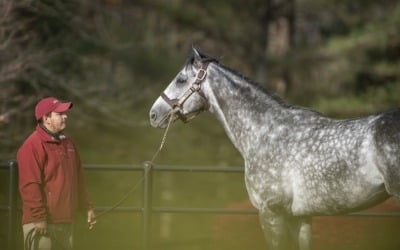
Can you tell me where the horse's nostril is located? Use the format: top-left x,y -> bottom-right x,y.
150,112 -> 157,121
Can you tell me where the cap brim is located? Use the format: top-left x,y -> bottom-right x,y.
53,102 -> 73,113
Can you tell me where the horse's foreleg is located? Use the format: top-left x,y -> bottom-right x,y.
290,217 -> 312,250
258,209 -> 293,250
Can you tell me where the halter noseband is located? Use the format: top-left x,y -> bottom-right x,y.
160,59 -> 215,123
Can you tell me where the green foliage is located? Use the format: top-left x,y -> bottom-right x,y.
1,0 -> 399,172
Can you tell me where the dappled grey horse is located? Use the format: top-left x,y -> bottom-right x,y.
149,47 -> 400,250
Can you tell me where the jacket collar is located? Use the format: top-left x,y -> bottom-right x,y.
36,124 -> 66,142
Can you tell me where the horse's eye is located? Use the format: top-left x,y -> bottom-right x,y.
176,75 -> 187,84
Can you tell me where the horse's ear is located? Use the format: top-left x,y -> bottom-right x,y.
192,45 -> 202,62
191,45 -> 216,68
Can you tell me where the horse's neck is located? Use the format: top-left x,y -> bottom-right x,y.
204,65 -> 290,156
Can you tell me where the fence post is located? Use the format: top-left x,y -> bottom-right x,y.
8,160 -> 18,250
142,161 -> 153,250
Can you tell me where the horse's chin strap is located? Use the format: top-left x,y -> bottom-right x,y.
160,60 -> 214,123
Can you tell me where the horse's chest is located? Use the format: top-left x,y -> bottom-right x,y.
244,165 -> 291,211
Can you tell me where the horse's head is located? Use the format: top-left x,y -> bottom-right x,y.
149,47 -> 216,128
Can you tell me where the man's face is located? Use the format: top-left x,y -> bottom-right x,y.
43,112 -> 68,134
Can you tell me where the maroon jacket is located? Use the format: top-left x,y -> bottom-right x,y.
17,125 -> 93,224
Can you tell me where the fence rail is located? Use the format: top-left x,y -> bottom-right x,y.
2,161 -> 400,250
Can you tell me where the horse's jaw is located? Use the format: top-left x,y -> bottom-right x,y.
150,120 -> 167,129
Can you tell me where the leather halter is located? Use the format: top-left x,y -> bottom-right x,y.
160,59 -> 215,123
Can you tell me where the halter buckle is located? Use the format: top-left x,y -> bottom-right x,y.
196,69 -> 207,81
191,83 -> 201,92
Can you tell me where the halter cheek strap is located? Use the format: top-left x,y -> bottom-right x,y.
160,60 -> 214,123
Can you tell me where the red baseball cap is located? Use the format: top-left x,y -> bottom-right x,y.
35,97 -> 73,120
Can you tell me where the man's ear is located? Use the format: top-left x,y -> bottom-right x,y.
42,113 -> 51,123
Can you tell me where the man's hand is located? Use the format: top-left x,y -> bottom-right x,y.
87,209 -> 96,230
34,221 -> 47,235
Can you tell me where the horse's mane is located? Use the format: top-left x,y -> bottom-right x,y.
217,63 -> 292,108
186,53 -> 292,109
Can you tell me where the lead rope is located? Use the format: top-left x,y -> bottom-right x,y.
25,227 -> 66,250
25,228 -> 39,250
150,109 -> 176,162
93,109 -> 176,221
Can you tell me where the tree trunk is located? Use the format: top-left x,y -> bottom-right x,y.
256,0 -> 295,96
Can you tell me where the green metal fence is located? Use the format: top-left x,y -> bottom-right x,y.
1,161 -> 400,250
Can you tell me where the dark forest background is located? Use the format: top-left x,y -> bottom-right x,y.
1,0 -> 399,162
1,1 -> 400,250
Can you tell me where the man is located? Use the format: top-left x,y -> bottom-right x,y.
17,97 -> 96,250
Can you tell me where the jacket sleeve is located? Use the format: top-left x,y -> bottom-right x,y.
17,140 -> 47,221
